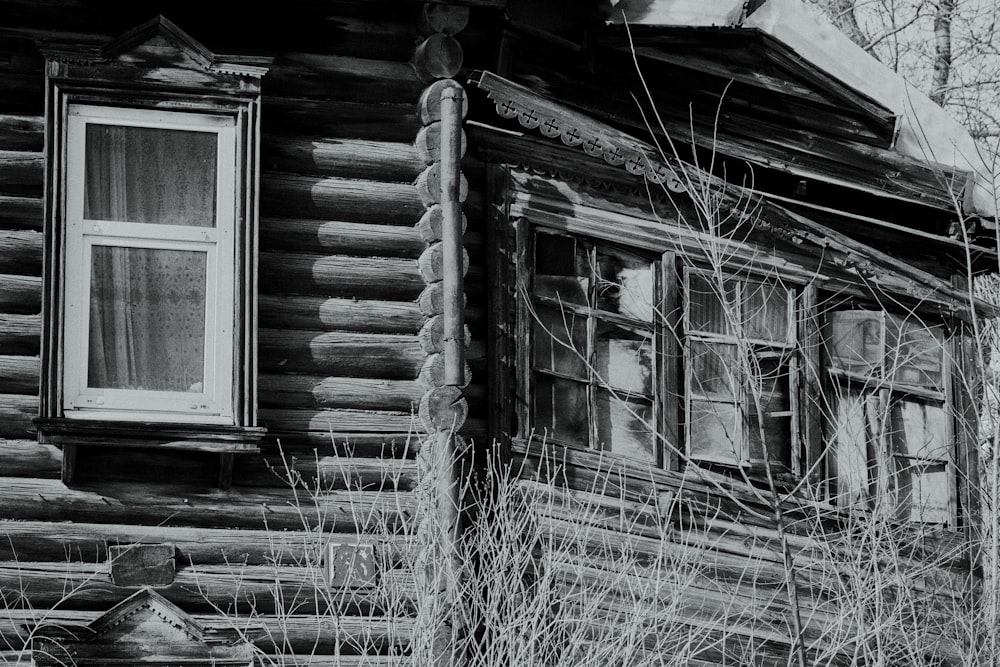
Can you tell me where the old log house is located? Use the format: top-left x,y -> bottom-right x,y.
0,0 -> 995,664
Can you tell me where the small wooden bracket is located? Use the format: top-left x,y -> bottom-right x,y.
326,540 -> 378,589
109,544 -> 176,587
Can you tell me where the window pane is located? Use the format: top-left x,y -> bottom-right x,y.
688,400 -> 740,461
595,321 -> 653,394
687,273 -> 736,336
534,233 -> 589,306
689,341 -> 737,400
890,319 -> 945,390
744,279 -> 790,343
85,124 -> 217,227
596,389 -> 655,464
827,389 -> 871,507
595,245 -> 654,321
747,357 -> 791,465
89,246 -> 207,392
532,305 -> 588,379
534,374 -> 589,445
897,462 -> 951,524
826,311 -> 883,377
890,400 -> 950,462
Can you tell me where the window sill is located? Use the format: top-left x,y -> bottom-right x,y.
35,418 -> 265,453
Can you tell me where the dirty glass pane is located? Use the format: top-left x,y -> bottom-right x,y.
746,357 -> 791,465
827,389 -> 870,507
826,311 -> 883,377
744,278 -> 790,343
596,389 -> 656,464
594,321 -> 653,395
689,341 -> 737,400
595,245 -> 654,321
534,232 -> 590,306
890,399 -> 949,462
687,273 -> 736,336
890,318 -> 945,390
897,462 -> 951,524
688,399 -> 740,462
534,374 -> 589,446
85,124 -> 217,227
532,305 -> 587,379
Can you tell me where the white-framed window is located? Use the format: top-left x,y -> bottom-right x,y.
61,105 -> 237,424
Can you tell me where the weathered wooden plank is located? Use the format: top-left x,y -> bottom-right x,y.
259,374 -> 423,411
258,295 -> 423,335
259,408 -> 420,434
261,431 -> 421,458
0,194 -> 41,230
249,454 -> 420,492
258,329 -> 424,379
0,438 -> 60,478
0,392 -> 36,439
0,313 -> 39,354
0,476 -> 415,531
260,217 -> 424,258
0,519 -> 412,566
0,150 -> 41,195
262,98 -> 420,142
258,251 -> 424,300
265,53 -> 423,103
0,353 -> 37,394
0,273 -> 40,313
0,113 -> 41,151
261,136 -> 423,182
260,173 -> 425,224
0,229 -> 42,274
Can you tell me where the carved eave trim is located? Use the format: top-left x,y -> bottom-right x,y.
471,70 -> 694,192
40,15 -> 271,79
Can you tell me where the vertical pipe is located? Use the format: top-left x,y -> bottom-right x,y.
439,84 -> 466,387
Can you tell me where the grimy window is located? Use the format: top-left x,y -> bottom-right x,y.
823,310 -> 955,525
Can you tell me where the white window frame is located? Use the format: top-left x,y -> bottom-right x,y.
61,105 -> 237,425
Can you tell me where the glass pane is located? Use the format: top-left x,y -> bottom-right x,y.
594,321 -> 653,394
890,400 -> 950,461
744,279 -> 790,343
532,305 -> 588,379
827,389 -> 870,506
534,233 -> 589,306
826,311 -> 883,377
85,124 -> 217,227
689,341 -> 737,400
890,318 -> 945,390
898,463 -> 951,524
89,246 -> 207,392
595,245 -> 654,321
687,273 -> 736,336
688,399 -> 740,461
534,374 -> 589,446
596,389 -> 655,464
747,357 -> 791,465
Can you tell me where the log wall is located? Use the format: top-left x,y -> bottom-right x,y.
0,1 -> 497,663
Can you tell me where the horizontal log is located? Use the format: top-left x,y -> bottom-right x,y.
0,559 -> 415,621
260,172 -> 425,224
262,98 -> 420,142
261,430 -> 422,457
261,135 -> 423,182
258,328 -> 424,378
0,273 -> 40,313
0,313 -> 39,354
0,353 -> 37,394
0,519 -> 411,566
0,150 -> 42,195
0,194 -> 42,229
259,408 -> 420,434
259,374 -> 423,411
0,113 -> 41,151
259,251 -> 423,300
0,476 -> 415,532
0,392 -> 36,439
0,438 -> 60,478
266,53 -> 423,104
0,229 -> 42,274
248,454 -> 420,491
0,608 -> 413,656
260,217 -> 423,258
258,295 -> 423,334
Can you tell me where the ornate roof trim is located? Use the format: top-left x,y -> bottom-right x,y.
471,70 -> 690,193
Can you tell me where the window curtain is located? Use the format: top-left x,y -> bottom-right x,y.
84,125 -> 214,392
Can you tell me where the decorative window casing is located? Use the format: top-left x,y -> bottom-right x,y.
36,17 -> 270,459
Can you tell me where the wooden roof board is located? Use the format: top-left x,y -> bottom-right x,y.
598,25 -> 898,141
